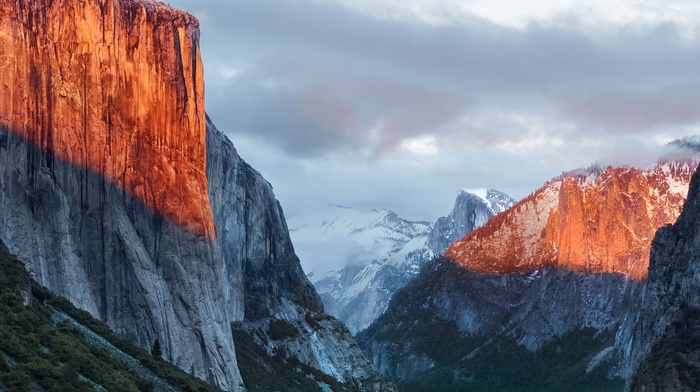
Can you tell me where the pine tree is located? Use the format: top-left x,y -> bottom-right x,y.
151,338 -> 162,358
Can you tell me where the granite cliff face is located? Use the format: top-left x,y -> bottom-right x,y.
0,0 -> 240,388
0,78 -> 244,390
622,163 -> 700,391
359,163 -> 694,389
427,189 -> 514,255
207,120 -> 390,391
207,118 -> 323,323
0,0 -> 213,238
0,1 -> 388,390
447,163 -> 693,280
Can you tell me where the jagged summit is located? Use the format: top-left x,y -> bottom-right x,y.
427,188 -> 516,256
446,161 -> 695,280
460,188 -> 516,216
292,189 -> 515,334
0,1 -> 391,390
358,160 -> 696,390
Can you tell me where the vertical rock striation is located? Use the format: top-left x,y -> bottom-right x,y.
0,0 -> 393,389
207,119 -> 392,391
0,0 -> 241,388
446,163 -> 693,280
0,112 -> 245,390
624,163 -> 700,391
206,117 -> 324,322
0,0 -> 213,238
359,162 -> 695,389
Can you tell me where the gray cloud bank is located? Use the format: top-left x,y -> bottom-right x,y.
171,0 -> 700,221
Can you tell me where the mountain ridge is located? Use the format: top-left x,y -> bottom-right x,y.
446,162 -> 694,280
358,160 -> 696,390
292,189 -> 515,334
0,1 -> 390,390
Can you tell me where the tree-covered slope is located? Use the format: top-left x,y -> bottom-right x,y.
0,241 -> 218,392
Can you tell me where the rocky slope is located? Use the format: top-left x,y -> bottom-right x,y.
0,239 -> 218,391
621,162 -> 700,391
208,120 -> 391,391
428,188 -> 515,255
292,190 -> 514,334
0,1 -> 389,390
358,258 -> 632,390
447,163 -> 692,280
358,162 -> 695,389
291,206 -> 433,334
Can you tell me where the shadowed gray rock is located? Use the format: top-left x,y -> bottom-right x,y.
0,128 -> 244,390
0,117 -> 393,391
623,163 -> 700,391
207,118 -> 392,391
207,116 -> 323,322
358,257 -> 636,384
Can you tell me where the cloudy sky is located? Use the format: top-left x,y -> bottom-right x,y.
170,0 -> 700,223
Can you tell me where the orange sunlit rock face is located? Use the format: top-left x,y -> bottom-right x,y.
445,162 -> 696,280
0,0 -> 214,238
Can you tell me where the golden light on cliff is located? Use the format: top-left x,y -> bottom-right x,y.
0,0 -> 215,238
446,162 -> 696,281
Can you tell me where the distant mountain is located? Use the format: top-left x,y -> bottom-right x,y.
357,161 -> 696,390
291,190 -> 515,334
427,188 -> 515,255
0,1 -> 391,391
291,206 -> 433,279
290,206 -> 433,334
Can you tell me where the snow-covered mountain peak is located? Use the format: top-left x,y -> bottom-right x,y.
427,189 -> 516,257
291,204 -> 428,236
461,188 -> 518,215
461,188 -> 489,201
289,204 -> 432,278
290,189 -> 515,334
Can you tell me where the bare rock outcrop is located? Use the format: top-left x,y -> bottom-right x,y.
624,163 -> 700,391
0,1 -> 390,390
446,163 -> 693,280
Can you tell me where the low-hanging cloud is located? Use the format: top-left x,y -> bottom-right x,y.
562,86 -> 700,132
169,0 -> 700,226
205,62 -> 472,157
171,0 -> 700,159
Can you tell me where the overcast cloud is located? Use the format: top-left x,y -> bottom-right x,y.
170,0 -> 700,225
